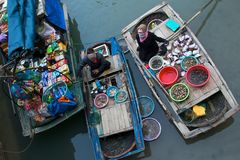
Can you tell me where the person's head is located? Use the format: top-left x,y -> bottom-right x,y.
87,47 -> 97,61
137,24 -> 147,38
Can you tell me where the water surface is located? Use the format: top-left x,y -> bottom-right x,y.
1,0 -> 240,160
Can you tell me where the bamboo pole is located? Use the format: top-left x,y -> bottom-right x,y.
167,0 -> 215,41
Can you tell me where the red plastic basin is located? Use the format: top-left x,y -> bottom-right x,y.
185,64 -> 210,87
158,66 -> 178,86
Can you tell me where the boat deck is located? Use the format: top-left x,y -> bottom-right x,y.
96,101 -> 133,138
84,53 -> 134,138
174,63 -> 219,113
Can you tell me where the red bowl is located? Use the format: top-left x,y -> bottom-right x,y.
185,64 -> 210,87
158,66 -> 178,86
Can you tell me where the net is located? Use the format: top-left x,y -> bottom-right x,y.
138,96 -> 155,118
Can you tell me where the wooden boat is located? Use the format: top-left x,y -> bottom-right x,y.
82,37 -> 144,159
122,2 -> 239,139
0,4 -> 85,136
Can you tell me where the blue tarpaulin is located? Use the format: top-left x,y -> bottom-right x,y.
7,0 -> 36,58
45,0 -> 66,31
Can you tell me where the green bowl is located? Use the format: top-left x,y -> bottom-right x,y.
169,82 -> 190,102
114,89 -> 128,103
181,56 -> 198,71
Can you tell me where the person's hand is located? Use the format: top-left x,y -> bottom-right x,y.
164,40 -> 169,46
93,69 -> 99,75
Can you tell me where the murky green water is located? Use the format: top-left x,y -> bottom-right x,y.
1,0 -> 240,159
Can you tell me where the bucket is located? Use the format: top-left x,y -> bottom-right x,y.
158,66 -> 178,86
185,64 -> 210,87
169,83 -> 190,102
149,55 -> 164,71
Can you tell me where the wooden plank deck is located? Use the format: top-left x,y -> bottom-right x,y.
96,102 -> 133,138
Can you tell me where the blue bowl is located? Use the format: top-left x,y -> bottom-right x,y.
106,86 -> 118,98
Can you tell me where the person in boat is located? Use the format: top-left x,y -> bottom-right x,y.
78,47 -> 111,78
136,24 -> 168,63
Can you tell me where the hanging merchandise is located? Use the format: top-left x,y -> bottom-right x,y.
45,0 -> 66,30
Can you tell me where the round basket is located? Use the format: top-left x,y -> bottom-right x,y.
138,96 -> 155,118
94,93 -> 109,109
147,19 -> 163,31
114,89 -> 128,103
169,83 -> 190,102
181,56 -> 198,71
158,66 -> 178,86
142,117 -> 161,141
149,55 -> 164,71
42,81 -> 68,104
100,131 -> 136,158
185,64 -> 210,87
106,86 -> 118,98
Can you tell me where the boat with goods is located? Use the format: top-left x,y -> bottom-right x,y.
81,37 -> 144,159
122,2 -> 239,139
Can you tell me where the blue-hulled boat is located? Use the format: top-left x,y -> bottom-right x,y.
82,37 -> 144,159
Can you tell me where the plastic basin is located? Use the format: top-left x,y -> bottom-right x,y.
114,89 -> 128,103
94,93 -> 109,109
158,66 -> 178,86
185,64 -> 210,87
106,86 -> 118,98
169,83 -> 190,102
149,55 -> 163,71
181,56 -> 198,71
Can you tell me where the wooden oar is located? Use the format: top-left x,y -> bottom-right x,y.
167,0 -> 215,41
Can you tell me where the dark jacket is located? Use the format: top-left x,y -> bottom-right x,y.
78,53 -> 109,76
136,31 -> 167,54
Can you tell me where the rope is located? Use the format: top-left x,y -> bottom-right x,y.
0,132 -> 34,154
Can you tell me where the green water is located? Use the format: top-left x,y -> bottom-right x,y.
1,0 -> 240,159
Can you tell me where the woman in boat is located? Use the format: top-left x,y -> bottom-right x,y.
136,24 -> 168,63
78,47 -> 111,78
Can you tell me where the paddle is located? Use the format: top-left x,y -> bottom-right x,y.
167,0 -> 215,41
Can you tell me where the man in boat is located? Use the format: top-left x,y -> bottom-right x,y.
78,47 -> 111,78
136,24 -> 168,63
